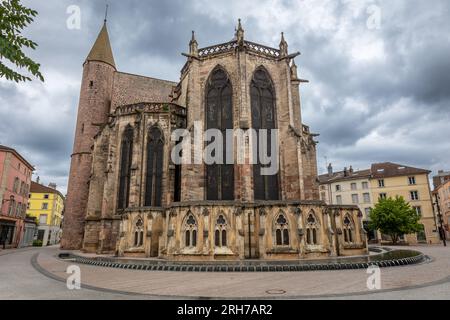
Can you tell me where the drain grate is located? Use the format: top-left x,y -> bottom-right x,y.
266,289 -> 286,295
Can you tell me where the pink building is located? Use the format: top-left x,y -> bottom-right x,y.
0,145 -> 34,249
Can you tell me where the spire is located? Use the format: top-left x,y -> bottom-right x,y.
279,32 -> 288,57
290,59 -> 298,80
235,18 -> 244,47
104,4 -> 109,24
189,30 -> 198,57
86,22 -> 116,68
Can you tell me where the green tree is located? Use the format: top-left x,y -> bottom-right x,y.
0,0 -> 43,82
368,196 -> 422,245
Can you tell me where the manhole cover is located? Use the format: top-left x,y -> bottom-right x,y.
266,289 -> 286,295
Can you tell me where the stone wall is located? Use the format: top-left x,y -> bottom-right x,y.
116,202 -> 367,260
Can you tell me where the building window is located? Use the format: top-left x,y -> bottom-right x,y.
351,183 -> 357,191
184,213 -> 197,248
408,176 -> 416,185
144,126 -> 164,207
413,206 -> 422,217
206,67 -> 235,201
336,185 -> 341,192
410,191 -> 419,201
39,214 -> 48,225
320,192 -> 326,201
16,202 -> 21,217
44,194 -> 49,199
274,213 -> 289,246
378,179 -> 385,188
13,177 -> 19,193
8,200 -> 15,216
379,193 -> 387,200
343,215 -> 354,243
364,208 -> 371,217
215,214 -> 228,247
363,193 -> 371,203
336,195 -> 342,205
362,182 -> 369,189
89,80 -> 94,88
42,203 -> 48,210
251,67 -> 279,201
306,212 -> 319,245
117,125 -> 134,210
133,218 -> 144,247
352,194 -> 359,204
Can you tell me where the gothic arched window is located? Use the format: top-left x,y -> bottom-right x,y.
275,213 -> 289,246
118,125 -> 134,210
205,67 -> 234,201
184,213 -> 198,248
133,218 -> 144,247
145,126 -> 164,207
251,67 -> 280,201
214,214 -> 227,247
306,212 -> 319,245
343,214 -> 354,243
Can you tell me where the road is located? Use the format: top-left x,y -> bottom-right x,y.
0,246 -> 449,300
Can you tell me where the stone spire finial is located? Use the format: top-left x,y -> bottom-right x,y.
235,18 -> 245,47
189,30 -> 198,57
104,4 -> 109,24
290,59 -> 298,80
279,32 -> 288,57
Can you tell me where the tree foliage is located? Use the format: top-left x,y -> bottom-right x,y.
0,0 -> 43,82
368,196 -> 422,244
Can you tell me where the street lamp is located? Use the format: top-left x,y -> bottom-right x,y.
434,193 -> 447,247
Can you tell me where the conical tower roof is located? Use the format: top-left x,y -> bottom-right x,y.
86,22 -> 116,68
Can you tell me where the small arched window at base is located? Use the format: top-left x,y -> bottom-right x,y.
275,213 -> 289,246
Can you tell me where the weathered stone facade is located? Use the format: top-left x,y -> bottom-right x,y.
62,21 -> 368,260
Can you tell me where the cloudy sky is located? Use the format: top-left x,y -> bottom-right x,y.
1,0 -> 449,194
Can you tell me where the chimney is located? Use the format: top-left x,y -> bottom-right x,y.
48,183 -> 57,190
327,163 -> 333,176
36,176 -> 40,184
344,167 -> 348,177
349,166 -> 354,174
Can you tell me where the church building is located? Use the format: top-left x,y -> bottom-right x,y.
61,20 -> 368,260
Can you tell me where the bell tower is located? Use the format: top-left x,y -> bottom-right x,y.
61,22 -> 116,249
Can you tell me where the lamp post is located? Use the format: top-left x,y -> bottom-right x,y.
434,193 -> 447,247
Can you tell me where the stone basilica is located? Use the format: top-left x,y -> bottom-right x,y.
61,20 -> 368,260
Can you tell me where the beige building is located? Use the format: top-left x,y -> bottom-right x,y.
319,165 -> 375,240
320,162 -> 439,244
435,179 -> 450,239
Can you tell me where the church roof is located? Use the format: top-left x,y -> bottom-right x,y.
86,23 -> 116,68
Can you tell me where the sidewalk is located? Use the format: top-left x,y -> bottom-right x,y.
0,245 -> 59,257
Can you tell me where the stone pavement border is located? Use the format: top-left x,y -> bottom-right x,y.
59,249 -> 428,273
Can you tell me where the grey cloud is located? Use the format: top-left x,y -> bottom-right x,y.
1,0 -> 449,193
